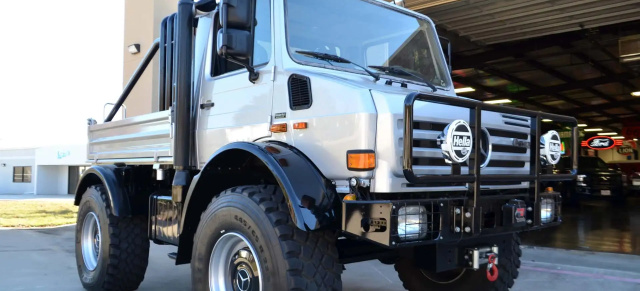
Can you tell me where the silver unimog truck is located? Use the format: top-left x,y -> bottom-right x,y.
73,0 -> 578,290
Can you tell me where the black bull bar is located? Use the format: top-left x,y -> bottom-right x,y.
403,92 -> 578,203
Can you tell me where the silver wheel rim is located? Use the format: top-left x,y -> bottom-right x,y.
209,232 -> 262,291
81,212 -> 101,271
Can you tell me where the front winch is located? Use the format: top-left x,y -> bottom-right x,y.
465,245 -> 499,278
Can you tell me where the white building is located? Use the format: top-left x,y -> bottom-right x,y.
0,144 -> 89,195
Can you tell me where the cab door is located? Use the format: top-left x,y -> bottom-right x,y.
196,0 -> 274,167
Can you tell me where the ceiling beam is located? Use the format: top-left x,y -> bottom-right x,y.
453,75 -> 622,131
508,73 -> 635,99
451,33 -> 584,70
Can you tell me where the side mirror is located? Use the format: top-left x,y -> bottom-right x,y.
217,0 -> 258,82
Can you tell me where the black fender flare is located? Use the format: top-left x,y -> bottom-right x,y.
181,141 -> 338,231
74,165 -> 131,217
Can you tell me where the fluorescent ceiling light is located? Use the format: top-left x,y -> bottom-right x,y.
484,99 -> 512,104
612,136 -> 625,139
597,132 -> 617,135
542,119 -> 552,122
631,91 -> 640,97
455,87 -> 476,93
583,128 -> 603,132
577,124 -> 588,127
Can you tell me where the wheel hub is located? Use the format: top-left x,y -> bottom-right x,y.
209,232 -> 262,291
81,212 -> 102,271
234,266 -> 253,291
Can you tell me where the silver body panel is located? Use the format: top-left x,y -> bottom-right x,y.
87,110 -> 172,164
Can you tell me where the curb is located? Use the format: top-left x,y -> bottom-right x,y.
0,223 -> 76,230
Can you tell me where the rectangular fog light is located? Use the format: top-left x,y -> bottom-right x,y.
540,198 -> 555,224
397,206 -> 428,241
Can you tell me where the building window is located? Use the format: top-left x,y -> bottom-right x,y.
13,166 -> 32,183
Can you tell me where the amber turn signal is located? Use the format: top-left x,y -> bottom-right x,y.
343,194 -> 357,201
270,123 -> 287,133
293,122 -> 308,129
347,150 -> 376,171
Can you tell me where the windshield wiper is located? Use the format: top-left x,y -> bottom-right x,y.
368,65 -> 437,92
295,50 -> 380,82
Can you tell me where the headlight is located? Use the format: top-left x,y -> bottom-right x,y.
577,174 -> 587,186
397,206 -> 428,241
540,198 -> 555,224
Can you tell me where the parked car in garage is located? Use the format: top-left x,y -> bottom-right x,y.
630,172 -> 640,194
557,156 -> 625,203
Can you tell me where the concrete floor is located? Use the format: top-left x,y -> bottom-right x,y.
522,196 -> 640,255
1,226 -> 639,291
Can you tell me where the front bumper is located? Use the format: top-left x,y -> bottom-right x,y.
342,193 -> 561,247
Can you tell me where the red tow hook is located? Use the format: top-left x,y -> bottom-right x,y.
486,254 -> 499,282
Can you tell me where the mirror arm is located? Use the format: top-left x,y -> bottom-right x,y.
226,55 -> 260,83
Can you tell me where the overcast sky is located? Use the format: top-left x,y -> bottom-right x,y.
0,0 -> 124,149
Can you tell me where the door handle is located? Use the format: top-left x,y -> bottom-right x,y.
200,101 -> 214,110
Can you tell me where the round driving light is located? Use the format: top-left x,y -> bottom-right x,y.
540,130 -> 562,165
540,198 -> 555,224
437,120 -> 473,164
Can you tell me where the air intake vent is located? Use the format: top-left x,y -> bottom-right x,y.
288,74 -> 312,110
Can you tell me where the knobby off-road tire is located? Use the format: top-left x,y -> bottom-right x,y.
75,185 -> 150,291
191,185 -> 342,291
395,234 -> 522,291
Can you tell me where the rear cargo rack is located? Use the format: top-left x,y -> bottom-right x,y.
403,92 -> 578,202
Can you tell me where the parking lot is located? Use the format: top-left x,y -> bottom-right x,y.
1,198 -> 639,291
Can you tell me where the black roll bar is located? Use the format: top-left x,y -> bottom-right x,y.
104,39 -> 160,123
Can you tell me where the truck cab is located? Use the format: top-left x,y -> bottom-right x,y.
73,1 -> 578,290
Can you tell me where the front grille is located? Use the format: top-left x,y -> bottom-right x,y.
409,114 -> 530,183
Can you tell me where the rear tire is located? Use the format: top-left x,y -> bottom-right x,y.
395,234 -> 521,291
75,185 -> 150,291
191,185 -> 342,291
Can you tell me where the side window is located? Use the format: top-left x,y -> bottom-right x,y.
212,0 -> 271,77
253,0 -> 271,66
13,166 -> 31,183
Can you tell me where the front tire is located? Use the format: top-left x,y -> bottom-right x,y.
395,234 -> 522,291
75,185 -> 150,291
191,185 -> 342,291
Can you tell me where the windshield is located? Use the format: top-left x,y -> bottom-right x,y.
285,0 -> 451,89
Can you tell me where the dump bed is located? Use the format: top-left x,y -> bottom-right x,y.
87,110 -> 173,164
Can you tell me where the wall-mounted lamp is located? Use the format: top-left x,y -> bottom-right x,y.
128,44 -> 141,54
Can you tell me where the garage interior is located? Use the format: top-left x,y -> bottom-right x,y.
400,0 -> 640,255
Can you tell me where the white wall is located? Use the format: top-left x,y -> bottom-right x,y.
35,166 -> 69,195
0,149 -> 36,194
35,144 -> 88,166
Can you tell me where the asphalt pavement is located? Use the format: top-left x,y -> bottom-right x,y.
1,226 -> 639,290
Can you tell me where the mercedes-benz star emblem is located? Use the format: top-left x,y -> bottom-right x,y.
236,269 -> 251,291
479,127 -> 492,168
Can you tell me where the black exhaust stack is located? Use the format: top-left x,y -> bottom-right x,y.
172,0 -> 194,203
